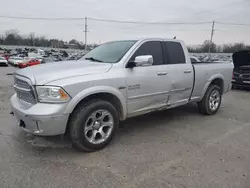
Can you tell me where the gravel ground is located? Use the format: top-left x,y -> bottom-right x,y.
0,66 -> 250,188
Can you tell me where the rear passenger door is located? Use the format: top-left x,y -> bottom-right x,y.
162,41 -> 194,106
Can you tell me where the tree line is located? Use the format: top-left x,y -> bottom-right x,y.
0,30 -> 249,53
0,30 -> 98,50
188,40 -> 250,53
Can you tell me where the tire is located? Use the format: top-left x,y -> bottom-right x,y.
198,85 -> 222,115
68,99 -> 119,152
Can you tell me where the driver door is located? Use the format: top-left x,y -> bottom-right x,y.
125,41 -> 172,117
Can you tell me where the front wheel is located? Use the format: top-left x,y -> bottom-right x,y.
198,85 -> 222,115
68,100 -> 119,152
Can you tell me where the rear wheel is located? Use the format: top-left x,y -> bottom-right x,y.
68,99 -> 119,152
198,85 -> 222,115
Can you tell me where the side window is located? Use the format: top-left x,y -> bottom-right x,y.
163,41 -> 186,64
130,41 -> 164,65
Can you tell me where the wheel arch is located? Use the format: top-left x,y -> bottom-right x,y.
200,74 -> 224,100
65,86 -> 127,121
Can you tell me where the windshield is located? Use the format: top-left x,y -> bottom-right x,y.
83,40 -> 137,63
0,57 -> 5,60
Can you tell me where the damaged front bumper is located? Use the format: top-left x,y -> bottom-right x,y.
10,94 -> 70,136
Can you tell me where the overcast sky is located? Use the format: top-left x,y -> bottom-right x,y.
0,0 -> 250,45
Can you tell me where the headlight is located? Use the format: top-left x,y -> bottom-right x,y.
36,86 -> 71,103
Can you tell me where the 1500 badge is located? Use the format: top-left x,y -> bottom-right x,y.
128,84 -> 140,90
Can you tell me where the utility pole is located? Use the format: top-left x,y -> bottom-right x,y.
84,17 -> 88,51
208,21 -> 215,56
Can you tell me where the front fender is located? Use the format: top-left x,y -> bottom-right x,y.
200,74 -> 224,100
64,86 -> 127,120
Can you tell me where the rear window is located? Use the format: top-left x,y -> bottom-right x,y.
163,41 -> 186,64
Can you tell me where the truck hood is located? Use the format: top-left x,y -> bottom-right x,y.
15,60 -> 112,85
232,50 -> 250,68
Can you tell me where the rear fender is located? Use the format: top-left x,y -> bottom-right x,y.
200,74 -> 224,100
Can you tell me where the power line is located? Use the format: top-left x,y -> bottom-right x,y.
88,17 -> 211,25
0,15 -> 211,25
0,16 -> 248,27
216,22 -> 250,27
1,15 -> 250,27
0,15 -> 85,20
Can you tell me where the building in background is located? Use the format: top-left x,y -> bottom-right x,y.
50,40 -> 64,48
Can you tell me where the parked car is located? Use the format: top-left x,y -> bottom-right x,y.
10,38 -> 233,152
52,55 -> 63,62
0,56 -> 8,66
2,54 -> 9,61
67,53 -> 85,61
41,57 -> 55,64
9,57 -> 24,66
67,55 -> 78,60
18,59 -> 41,68
232,50 -> 250,89
190,56 -> 201,63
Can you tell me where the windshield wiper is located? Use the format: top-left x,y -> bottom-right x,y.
85,57 -> 103,62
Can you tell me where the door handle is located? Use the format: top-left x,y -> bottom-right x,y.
157,72 -> 168,76
184,70 -> 192,73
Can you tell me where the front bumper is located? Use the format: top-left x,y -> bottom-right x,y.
232,79 -> 250,88
10,94 -> 70,136
0,62 -> 8,66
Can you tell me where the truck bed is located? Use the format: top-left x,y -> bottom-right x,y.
191,62 -> 234,102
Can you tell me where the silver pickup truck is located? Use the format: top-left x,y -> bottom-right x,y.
10,38 -> 233,151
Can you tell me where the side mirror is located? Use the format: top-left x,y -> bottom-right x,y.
134,55 -> 153,67
126,55 -> 153,68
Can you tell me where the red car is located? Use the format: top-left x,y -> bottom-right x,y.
18,59 -> 40,68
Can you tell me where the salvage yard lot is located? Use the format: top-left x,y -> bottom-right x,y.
0,66 -> 250,188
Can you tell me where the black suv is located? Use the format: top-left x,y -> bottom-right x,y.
232,50 -> 250,89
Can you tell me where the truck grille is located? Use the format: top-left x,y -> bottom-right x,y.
234,72 -> 250,80
242,74 -> 250,79
14,76 -> 36,104
16,78 -> 30,89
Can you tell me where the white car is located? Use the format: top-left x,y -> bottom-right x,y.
9,57 -> 24,66
0,56 -> 8,66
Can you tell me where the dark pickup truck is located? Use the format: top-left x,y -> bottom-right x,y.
232,50 -> 250,88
